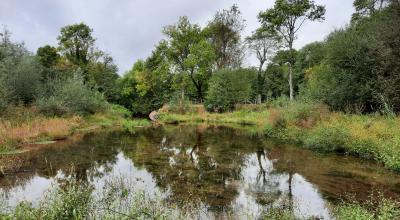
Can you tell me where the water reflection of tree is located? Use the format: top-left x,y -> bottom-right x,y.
123,125 -> 262,210
0,131 -> 126,191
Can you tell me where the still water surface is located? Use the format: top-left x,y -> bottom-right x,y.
1,125 -> 400,219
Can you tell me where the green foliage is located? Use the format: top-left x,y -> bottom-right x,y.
5,56 -> 43,104
0,29 -> 41,106
118,43 -> 174,116
265,50 -> 302,98
36,45 -> 60,68
184,40 -> 216,101
122,119 -> 151,133
303,124 -> 350,152
335,198 -> 400,220
109,104 -> 132,118
57,23 -> 94,68
205,4 -> 245,69
167,93 -> 193,114
86,55 -> 120,102
304,4 -> 400,113
37,71 -> 108,116
163,16 -> 203,72
352,0 -> 391,22
205,69 -> 256,112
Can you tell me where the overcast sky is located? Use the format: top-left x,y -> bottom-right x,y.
0,0 -> 354,74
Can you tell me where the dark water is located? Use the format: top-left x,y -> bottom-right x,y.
1,125 -> 400,219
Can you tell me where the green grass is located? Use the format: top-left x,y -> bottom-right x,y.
122,119 -> 152,133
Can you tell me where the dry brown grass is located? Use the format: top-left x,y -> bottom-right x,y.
266,108 -> 286,128
0,116 -> 80,146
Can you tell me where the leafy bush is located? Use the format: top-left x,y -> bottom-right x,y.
109,104 -> 132,118
268,95 -> 291,108
303,123 -> 350,152
0,80 -> 9,112
335,198 -> 400,220
37,71 -> 108,116
205,69 -> 256,112
304,5 -> 400,113
283,102 -> 329,128
4,56 -> 44,104
166,93 -> 193,114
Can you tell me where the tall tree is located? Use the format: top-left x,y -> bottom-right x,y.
163,16 -> 210,102
183,40 -> 216,102
352,0 -> 391,21
57,23 -> 95,81
259,0 -> 325,100
163,16 -> 202,72
206,4 -> 246,69
246,29 -> 281,103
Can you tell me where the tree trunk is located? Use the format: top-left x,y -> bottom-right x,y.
288,37 -> 294,101
289,65 -> 294,101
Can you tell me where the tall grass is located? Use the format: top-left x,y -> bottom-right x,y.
0,105 -> 132,155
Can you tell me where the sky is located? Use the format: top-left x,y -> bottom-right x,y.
0,0 -> 355,74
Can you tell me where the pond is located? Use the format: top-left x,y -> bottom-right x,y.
1,125 -> 400,219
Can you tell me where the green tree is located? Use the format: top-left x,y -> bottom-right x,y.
163,17 -> 204,100
206,4 -> 245,69
86,54 -> 120,102
352,0 -> 390,22
37,45 -> 60,68
57,23 -> 95,81
183,40 -> 216,102
163,16 -> 202,72
118,42 -> 174,115
305,4 -> 400,112
259,0 -> 325,100
205,69 -> 256,112
57,23 -> 94,66
265,50 -> 299,98
246,29 -> 281,103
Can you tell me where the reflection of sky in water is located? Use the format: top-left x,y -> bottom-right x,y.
236,154 -> 332,219
0,151 -> 333,219
2,175 -> 54,207
1,126 -> 399,219
1,152 -> 162,208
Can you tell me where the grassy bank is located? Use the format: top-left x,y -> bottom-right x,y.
0,105 -> 134,155
158,102 -> 400,171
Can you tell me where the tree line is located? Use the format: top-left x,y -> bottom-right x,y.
1,0 -> 399,116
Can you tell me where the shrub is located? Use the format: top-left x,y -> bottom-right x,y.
267,109 -> 287,129
303,123 -> 350,152
268,95 -> 291,108
380,136 -> 400,171
109,104 -> 132,118
0,80 -> 9,112
167,93 -> 193,114
335,198 -> 400,220
205,69 -> 256,112
37,71 -> 108,116
283,102 -> 329,128
4,56 -> 43,104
